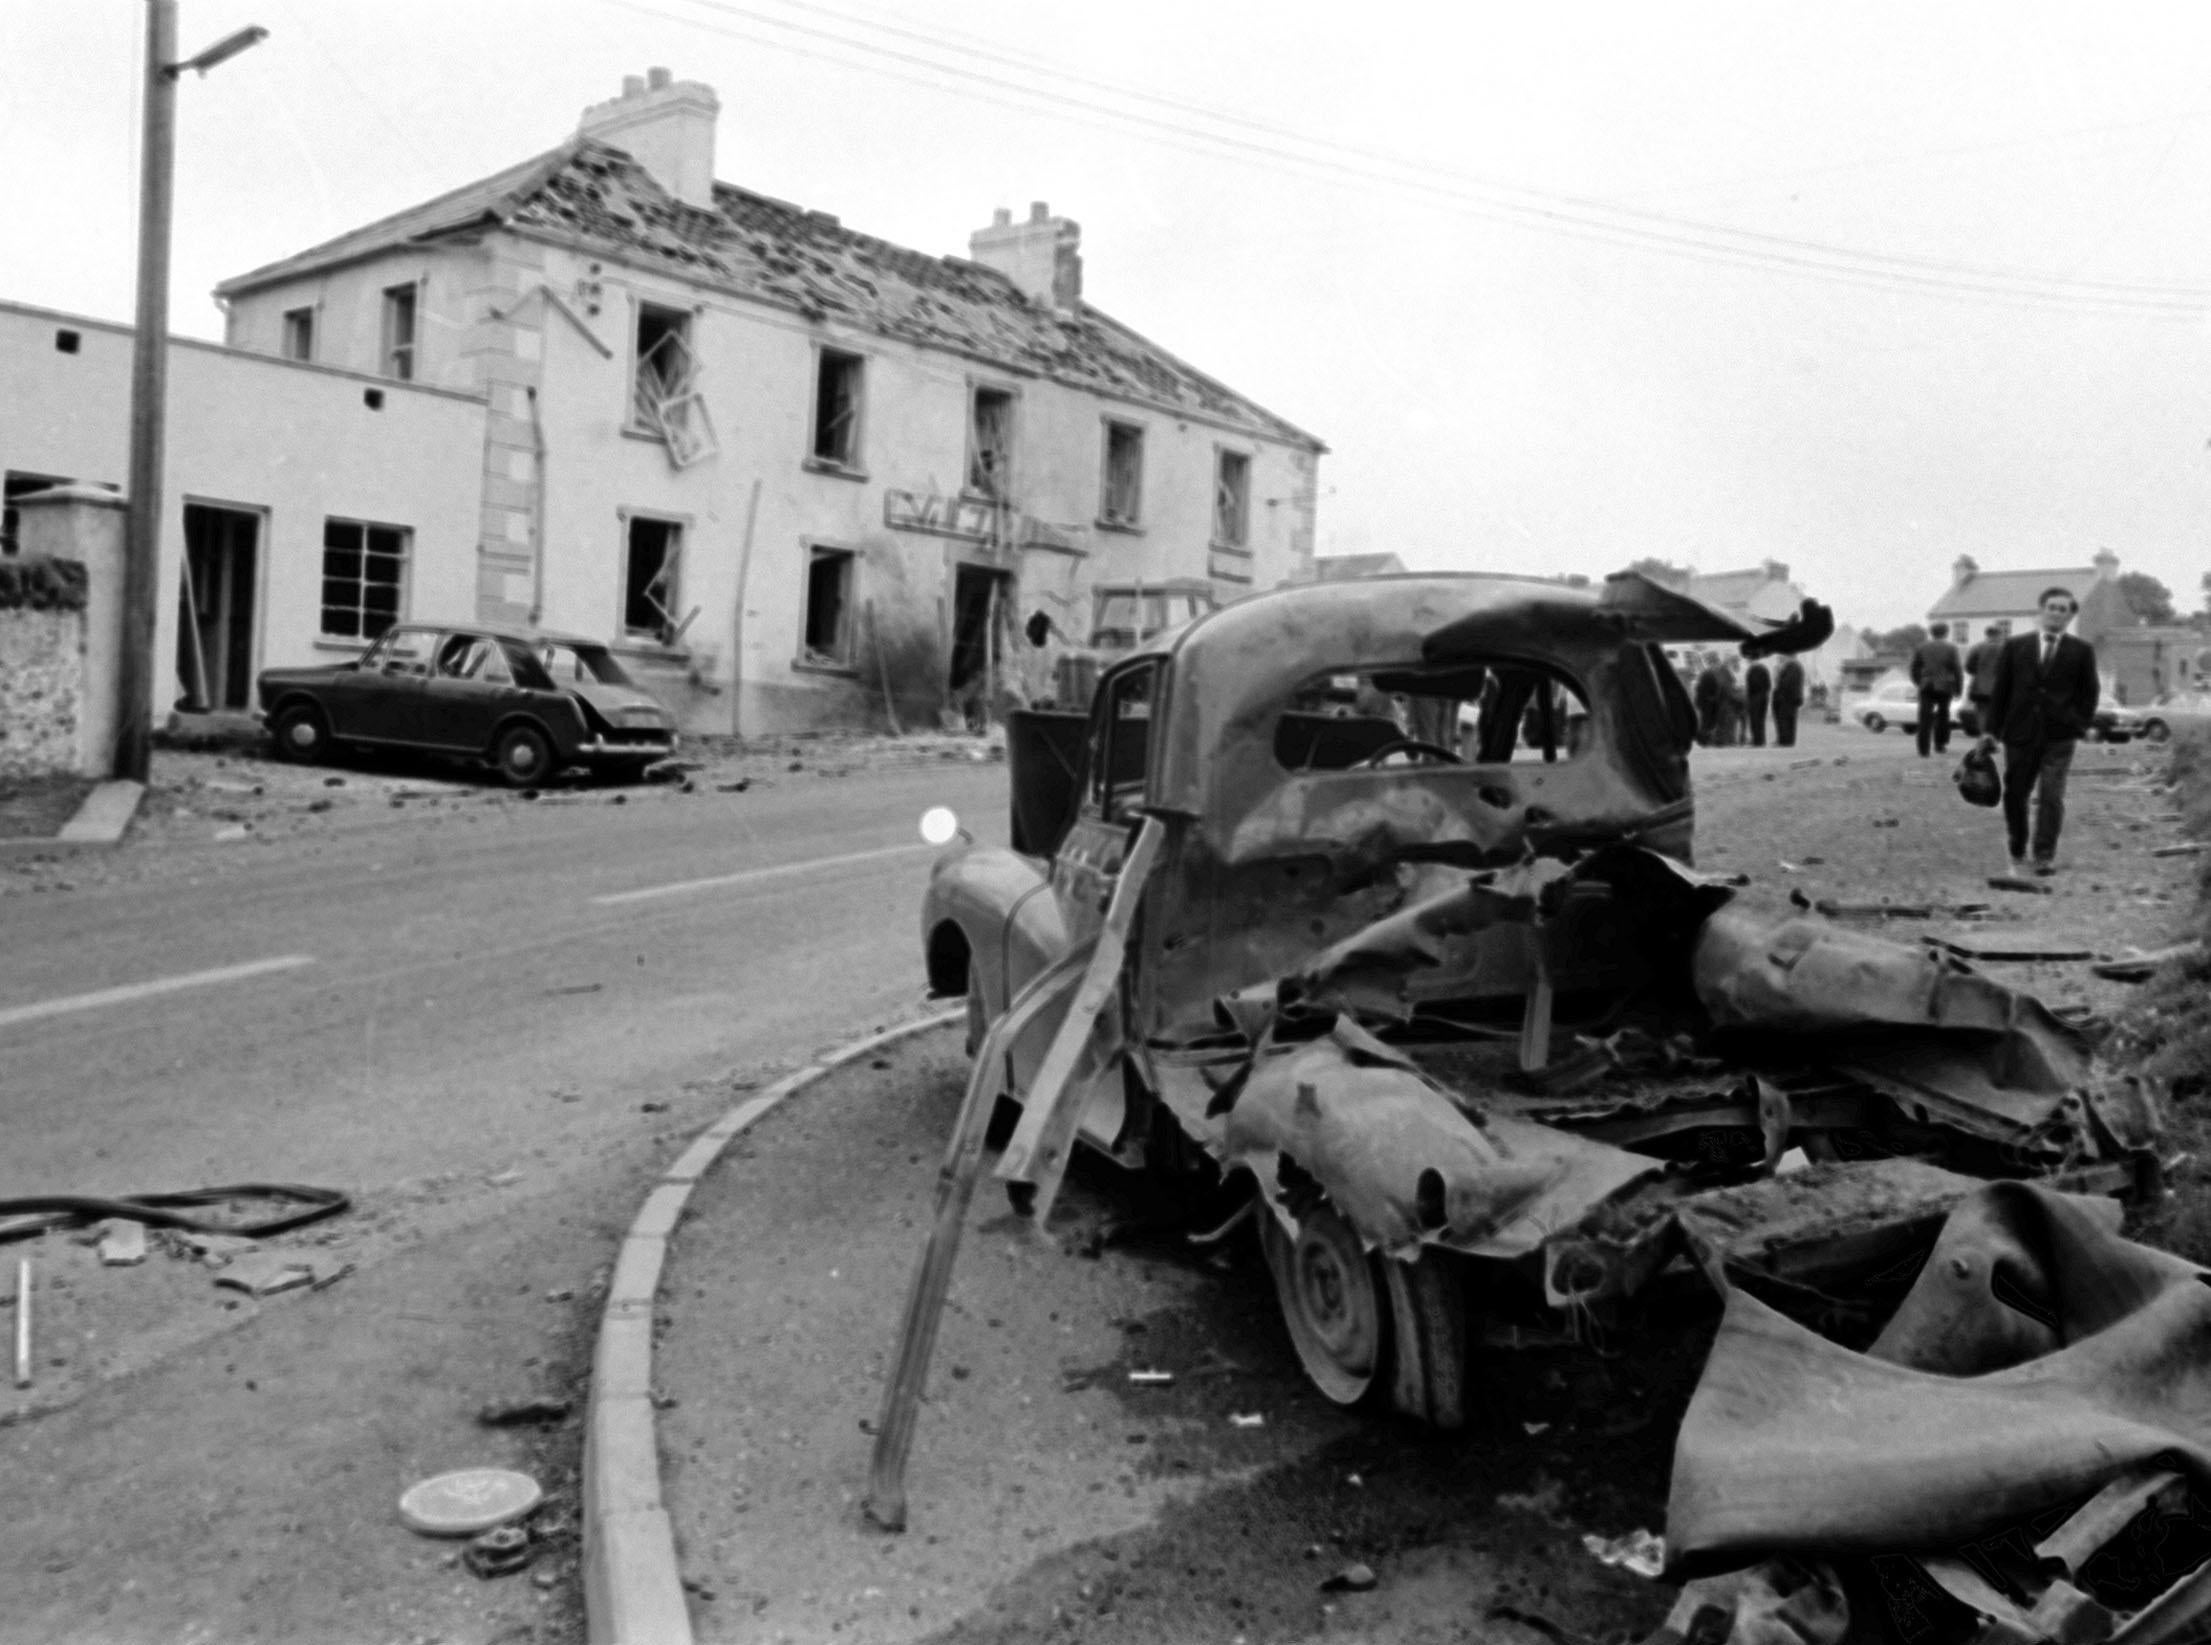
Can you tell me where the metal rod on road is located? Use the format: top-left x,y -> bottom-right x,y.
863,946 -> 1090,1532
13,1258 -> 31,1388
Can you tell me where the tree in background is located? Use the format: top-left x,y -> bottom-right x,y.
2117,571 -> 2177,625
1870,623 -> 1928,656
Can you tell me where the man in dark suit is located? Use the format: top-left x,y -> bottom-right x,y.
1771,656 -> 1805,746
1744,659 -> 1772,746
1980,587 -> 2100,875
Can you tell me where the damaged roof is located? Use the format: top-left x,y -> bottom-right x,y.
216,139 -> 1323,452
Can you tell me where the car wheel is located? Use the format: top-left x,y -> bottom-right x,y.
269,701 -> 330,764
1382,1253 -> 1468,1428
2145,719 -> 2171,744
1864,713 -> 1885,733
493,723 -> 555,788
1258,1200 -> 1385,1407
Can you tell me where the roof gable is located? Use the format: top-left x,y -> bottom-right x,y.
218,140 -> 1322,451
1929,567 -> 2098,618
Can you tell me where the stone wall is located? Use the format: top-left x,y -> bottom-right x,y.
0,558 -> 88,778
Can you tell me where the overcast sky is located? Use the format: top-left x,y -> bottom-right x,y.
7,0 -> 2211,630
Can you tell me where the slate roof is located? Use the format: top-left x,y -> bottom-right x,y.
217,139 -> 1322,452
1928,567 -> 2099,620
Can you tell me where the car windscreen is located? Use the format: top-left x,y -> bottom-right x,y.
1274,660 -> 1591,771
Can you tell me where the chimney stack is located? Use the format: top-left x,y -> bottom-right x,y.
969,200 -> 1083,315
2092,546 -> 2120,581
1952,554 -> 1978,586
579,69 -> 720,210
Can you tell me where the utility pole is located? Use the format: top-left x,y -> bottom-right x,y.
118,2 -> 266,781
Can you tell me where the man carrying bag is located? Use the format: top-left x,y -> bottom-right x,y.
1979,588 -> 2099,876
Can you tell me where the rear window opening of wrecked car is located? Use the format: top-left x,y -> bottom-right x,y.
1274,663 -> 1592,771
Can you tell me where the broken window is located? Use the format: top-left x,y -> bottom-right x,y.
967,386 -> 1014,499
1213,449 -> 1251,548
631,302 -> 714,465
321,518 -> 409,641
281,306 -> 315,363
1273,662 -> 1591,772
622,515 -> 683,643
1100,421 -> 1143,527
1087,663 -> 1157,822
2,472 -> 67,556
812,349 -> 864,469
801,547 -> 855,666
380,284 -> 417,380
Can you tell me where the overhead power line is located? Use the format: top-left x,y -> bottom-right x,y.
596,0 -> 2211,316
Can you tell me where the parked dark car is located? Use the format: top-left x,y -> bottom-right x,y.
256,622 -> 678,785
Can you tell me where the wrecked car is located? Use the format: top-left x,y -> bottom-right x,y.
908,572 -> 2159,1434
257,621 -> 677,786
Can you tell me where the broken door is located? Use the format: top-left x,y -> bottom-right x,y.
948,564 -> 1012,728
177,503 -> 260,712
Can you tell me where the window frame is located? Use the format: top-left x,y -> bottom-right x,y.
807,346 -> 867,475
379,282 -> 418,381
629,299 -> 698,433
1212,446 -> 1252,550
281,305 -> 316,363
1085,659 -> 1161,823
965,383 -> 1017,502
1098,418 -> 1145,531
319,516 -> 412,642
617,508 -> 688,647
797,543 -> 859,673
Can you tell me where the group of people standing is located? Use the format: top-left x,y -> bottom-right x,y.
1691,654 -> 1807,747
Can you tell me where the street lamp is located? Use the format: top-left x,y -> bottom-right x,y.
117,2 -> 266,782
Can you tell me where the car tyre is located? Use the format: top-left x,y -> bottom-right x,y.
2144,719 -> 2171,744
1863,713 -> 1885,733
269,701 -> 330,765
493,723 -> 555,788
1258,1200 -> 1386,1407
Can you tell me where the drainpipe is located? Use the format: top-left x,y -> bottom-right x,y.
526,386 -> 547,626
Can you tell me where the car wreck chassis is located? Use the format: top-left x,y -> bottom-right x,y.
868,572 -> 2165,1550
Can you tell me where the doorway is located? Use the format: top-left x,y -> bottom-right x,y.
176,503 -> 260,712
948,564 -> 1012,729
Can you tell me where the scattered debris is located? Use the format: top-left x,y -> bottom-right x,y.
1988,873 -> 2055,894
1228,1412 -> 1266,1429
397,1468 -> 544,1537
178,1232 -> 258,1267
639,1100 -> 669,1113
212,823 -> 252,842
1126,1369 -> 1175,1386
1321,1562 -> 1378,1593
213,1253 -> 315,1298
1923,934 -> 2095,963
1581,1528 -> 1666,1578
2152,842 -> 2206,857
1522,1421 -> 1551,1436
477,1396 -> 572,1428
2092,941 -> 2203,982
97,1219 -> 147,1266
546,983 -> 603,996
463,1522 -> 534,1578
1496,1477 -> 1566,1518
307,1261 -> 354,1293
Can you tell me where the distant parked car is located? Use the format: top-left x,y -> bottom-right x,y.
1957,700 -> 2138,743
1850,680 -> 1920,733
256,622 -> 678,785
2138,694 -> 2211,744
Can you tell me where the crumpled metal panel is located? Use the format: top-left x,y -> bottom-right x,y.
1222,1018 -> 1660,1260
1667,1183 -> 2211,1576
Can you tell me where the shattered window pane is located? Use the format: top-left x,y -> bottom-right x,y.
1213,450 -> 1250,547
968,387 -> 1014,499
1274,663 -> 1590,771
813,350 -> 864,468
802,548 -> 855,666
380,284 -> 416,381
1101,421 -> 1143,526
632,303 -> 699,433
1088,664 -> 1156,820
622,515 -> 681,642
320,516 -> 409,641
